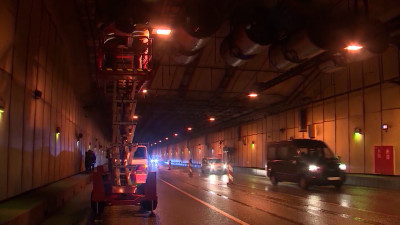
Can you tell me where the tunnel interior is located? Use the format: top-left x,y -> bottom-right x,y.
0,0 -> 400,203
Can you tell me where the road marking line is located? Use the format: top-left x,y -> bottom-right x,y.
160,178 -> 250,225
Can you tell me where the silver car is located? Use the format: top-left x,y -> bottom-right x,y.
201,158 -> 227,174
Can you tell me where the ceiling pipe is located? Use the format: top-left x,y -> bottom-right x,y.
269,30 -> 325,71
221,7 -> 276,67
171,1 -> 223,64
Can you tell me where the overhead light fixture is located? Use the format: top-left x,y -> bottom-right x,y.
382,124 -> 389,131
132,115 -> 139,119
174,133 -> 178,137
248,92 -> 258,98
354,128 -> 362,135
159,140 -> 162,143
187,127 -> 192,131
209,117 -> 215,122
344,44 -> 363,51
165,137 -> 168,140
142,89 -> 148,94
153,29 -> 172,35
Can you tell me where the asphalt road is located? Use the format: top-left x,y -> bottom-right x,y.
43,164 -> 400,225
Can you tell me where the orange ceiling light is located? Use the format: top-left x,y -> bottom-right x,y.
187,127 -> 192,131
153,28 -> 172,35
248,92 -> 258,98
344,44 -> 363,51
132,115 -> 139,119
209,117 -> 215,122
142,89 -> 148,94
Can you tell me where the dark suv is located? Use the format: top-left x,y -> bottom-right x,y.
266,139 -> 346,189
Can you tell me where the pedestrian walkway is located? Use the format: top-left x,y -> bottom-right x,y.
0,174 -> 91,225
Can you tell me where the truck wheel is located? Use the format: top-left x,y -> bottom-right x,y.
299,176 -> 309,190
141,200 -> 158,211
270,174 -> 278,186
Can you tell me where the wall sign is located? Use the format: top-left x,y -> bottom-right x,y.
374,146 -> 394,175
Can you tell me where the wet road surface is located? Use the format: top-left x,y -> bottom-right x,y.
44,165 -> 400,225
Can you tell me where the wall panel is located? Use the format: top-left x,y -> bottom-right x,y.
382,46 -> 399,80
364,112 -> 381,174
336,118 -> 349,165
381,83 -> 400,110
323,121 -> 335,152
363,57 -> 380,86
382,109 -> 400,175
0,0 -> 16,72
0,71 -> 11,200
349,63 -> 363,90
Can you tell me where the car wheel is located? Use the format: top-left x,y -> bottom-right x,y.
141,200 -> 158,211
299,176 -> 309,190
270,174 -> 278,186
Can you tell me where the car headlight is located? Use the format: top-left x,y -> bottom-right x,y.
210,164 -> 215,169
339,163 -> 347,170
223,164 -> 227,169
308,165 -> 320,172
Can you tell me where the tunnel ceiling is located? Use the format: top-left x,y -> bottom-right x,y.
74,0 -> 400,144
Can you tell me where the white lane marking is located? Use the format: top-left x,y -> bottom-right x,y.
160,178 -> 250,225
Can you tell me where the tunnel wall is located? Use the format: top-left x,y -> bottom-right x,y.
154,45 -> 400,176
0,0 -> 109,201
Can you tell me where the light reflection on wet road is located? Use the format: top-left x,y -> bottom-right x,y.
91,165 -> 400,225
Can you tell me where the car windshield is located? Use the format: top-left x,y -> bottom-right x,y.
208,159 -> 222,163
133,147 -> 147,158
299,147 -> 335,159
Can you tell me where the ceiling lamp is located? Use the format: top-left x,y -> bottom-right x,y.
248,92 -> 258,98
159,140 -> 162,143
174,133 -> 178,137
209,117 -> 215,122
132,115 -> 139,119
187,127 -> 192,131
344,44 -> 363,51
153,29 -> 172,35
165,137 -> 169,140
